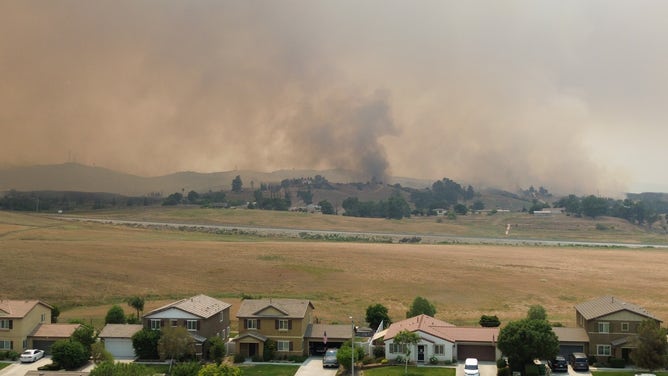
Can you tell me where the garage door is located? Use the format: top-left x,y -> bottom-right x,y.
32,340 -> 56,354
104,338 -> 136,358
457,345 -> 496,361
559,344 -> 584,357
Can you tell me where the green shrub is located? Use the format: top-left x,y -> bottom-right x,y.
524,364 -> 539,376
380,358 -> 388,364
362,356 -> 375,365
496,358 -> 508,368
288,355 -> 307,363
373,346 -> 385,358
251,355 -> 262,362
170,361 -> 202,376
38,363 -> 64,371
608,357 -> 626,368
233,353 -> 245,363
497,366 -> 511,376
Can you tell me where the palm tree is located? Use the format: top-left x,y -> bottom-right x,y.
127,296 -> 145,320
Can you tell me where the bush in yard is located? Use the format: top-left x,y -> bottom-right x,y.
171,362 -> 202,376
132,328 -> 161,360
90,361 -> 152,376
91,341 -> 114,364
373,345 -> 385,358
51,339 -> 89,370
608,357 -> 626,368
208,336 -> 226,364
233,353 -> 245,363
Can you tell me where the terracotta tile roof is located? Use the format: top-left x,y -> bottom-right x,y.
552,327 -> 589,343
305,323 -> 354,340
98,324 -> 143,339
440,327 -> 499,343
575,296 -> 660,321
384,315 -> 498,344
145,294 -> 231,319
385,314 -> 456,341
29,324 -> 80,338
236,298 -> 314,319
0,300 -> 52,318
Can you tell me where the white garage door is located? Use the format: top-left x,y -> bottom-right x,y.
104,338 -> 135,358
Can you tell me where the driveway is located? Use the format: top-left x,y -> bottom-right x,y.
457,361 -> 497,376
294,357 -> 337,376
0,357 -> 51,376
567,364 -> 592,376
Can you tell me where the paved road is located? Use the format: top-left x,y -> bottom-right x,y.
294,357 -> 337,376
56,216 -> 668,248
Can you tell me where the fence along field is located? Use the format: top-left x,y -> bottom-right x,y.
1,210 -> 668,328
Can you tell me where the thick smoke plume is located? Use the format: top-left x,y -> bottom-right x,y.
2,1 -> 667,193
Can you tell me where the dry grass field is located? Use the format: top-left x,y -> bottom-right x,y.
1,209 -> 668,331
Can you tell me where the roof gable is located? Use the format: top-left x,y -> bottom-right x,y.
385,314 -> 456,341
0,300 -> 52,318
253,305 -> 289,316
98,324 -> 143,339
575,296 -> 660,322
237,299 -> 314,319
144,294 -> 231,319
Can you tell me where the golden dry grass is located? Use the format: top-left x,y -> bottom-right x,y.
1,210 -> 668,331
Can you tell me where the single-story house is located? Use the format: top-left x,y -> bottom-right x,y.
98,324 -> 143,359
383,314 -> 500,363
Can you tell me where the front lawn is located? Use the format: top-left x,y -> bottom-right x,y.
0,362 -> 12,371
238,364 -> 300,376
364,365 -> 456,376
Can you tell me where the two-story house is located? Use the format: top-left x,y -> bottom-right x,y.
575,296 -> 661,361
0,300 -> 52,352
142,294 -> 231,358
233,298 -> 315,359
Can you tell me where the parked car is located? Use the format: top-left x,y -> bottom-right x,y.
20,349 -> 45,363
323,348 -> 339,368
569,352 -> 589,371
465,358 -> 480,376
550,355 -> 568,372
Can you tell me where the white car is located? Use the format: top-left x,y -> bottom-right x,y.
20,349 -> 45,363
464,358 -> 480,376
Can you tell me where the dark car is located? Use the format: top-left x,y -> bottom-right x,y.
323,348 -> 339,368
569,352 -> 589,371
550,356 -> 568,372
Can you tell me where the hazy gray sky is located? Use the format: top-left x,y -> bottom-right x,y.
1,1 -> 667,194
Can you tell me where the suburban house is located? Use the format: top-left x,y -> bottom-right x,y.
142,294 -> 232,358
233,298 -> 315,358
0,300 -> 52,352
28,323 -> 80,354
383,314 -> 500,363
98,324 -> 143,359
575,296 -> 662,361
305,323 -> 355,354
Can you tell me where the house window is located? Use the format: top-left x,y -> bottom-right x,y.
434,344 -> 444,355
171,319 -> 178,327
23,340 -> 28,349
187,320 -> 198,331
277,340 -> 290,352
278,319 -> 289,331
0,340 -> 11,350
41,313 -> 46,322
597,345 -> 611,356
598,322 -> 610,333
621,322 -> 629,332
0,319 -> 12,329
150,319 -> 162,330
390,343 -> 407,354
246,319 -> 258,329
